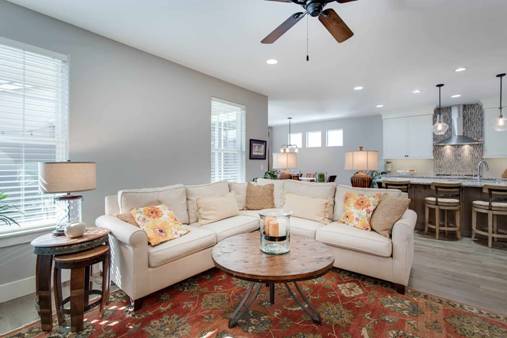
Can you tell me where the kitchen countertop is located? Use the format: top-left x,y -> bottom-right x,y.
379,175 -> 507,187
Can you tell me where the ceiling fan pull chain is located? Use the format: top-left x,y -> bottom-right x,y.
306,15 -> 310,62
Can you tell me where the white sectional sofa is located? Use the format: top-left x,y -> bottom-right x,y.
96,179 -> 416,308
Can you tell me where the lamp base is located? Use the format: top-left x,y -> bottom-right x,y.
55,194 -> 83,232
278,170 -> 292,180
351,171 -> 372,188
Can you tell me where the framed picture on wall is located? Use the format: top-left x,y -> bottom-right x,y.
249,139 -> 267,160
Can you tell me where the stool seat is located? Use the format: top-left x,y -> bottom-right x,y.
472,200 -> 507,211
425,197 -> 460,207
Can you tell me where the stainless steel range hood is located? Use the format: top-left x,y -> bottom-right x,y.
436,105 -> 482,145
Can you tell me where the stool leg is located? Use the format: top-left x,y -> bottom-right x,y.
425,205 -> 429,234
435,207 -> 440,240
70,267 -> 86,332
472,208 -> 477,240
493,215 -> 498,242
100,253 -> 111,316
53,267 -> 64,325
444,210 -> 448,238
456,209 -> 461,240
487,211 -> 493,248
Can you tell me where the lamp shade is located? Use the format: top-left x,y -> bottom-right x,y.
345,147 -> 378,171
39,162 -> 96,193
272,152 -> 297,170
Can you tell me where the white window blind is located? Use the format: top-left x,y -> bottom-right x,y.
0,39 -> 68,232
211,98 -> 245,183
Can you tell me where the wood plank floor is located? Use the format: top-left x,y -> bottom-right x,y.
0,235 -> 506,334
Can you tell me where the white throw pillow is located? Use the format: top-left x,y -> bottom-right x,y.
333,185 -> 402,221
186,182 -> 230,224
256,178 -> 285,208
283,180 -> 336,219
229,182 -> 247,210
118,184 -> 189,224
197,192 -> 239,225
283,193 -> 333,224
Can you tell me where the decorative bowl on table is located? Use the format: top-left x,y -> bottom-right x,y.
259,210 -> 291,255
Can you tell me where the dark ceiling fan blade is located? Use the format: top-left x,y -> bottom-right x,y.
264,0 -> 292,2
261,12 -> 306,44
336,0 -> 357,3
318,8 -> 354,43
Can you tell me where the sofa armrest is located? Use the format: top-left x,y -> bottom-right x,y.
96,215 -> 148,248
391,209 -> 417,286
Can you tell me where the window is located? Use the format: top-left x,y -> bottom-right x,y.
306,131 -> 322,148
327,129 -> 343,147
289,133 -> 302,148
0,38 -> 69,232
211,98 -> 245,182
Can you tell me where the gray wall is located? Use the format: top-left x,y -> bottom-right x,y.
0,0 -> 267,296
270,116 -> 383,184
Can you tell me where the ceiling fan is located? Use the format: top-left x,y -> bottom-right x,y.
261,0 -> 356,44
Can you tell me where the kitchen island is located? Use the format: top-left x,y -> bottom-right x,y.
379,176 -> 507,237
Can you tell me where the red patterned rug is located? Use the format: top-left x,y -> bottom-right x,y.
4,268 -> 507,338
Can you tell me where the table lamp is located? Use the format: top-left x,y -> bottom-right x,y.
273,152 -> 297,179
39,161 -> 96,235
345,146 -> 378,188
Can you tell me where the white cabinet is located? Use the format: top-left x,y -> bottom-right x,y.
383,115 -> 433,159
484,107 -> 507,158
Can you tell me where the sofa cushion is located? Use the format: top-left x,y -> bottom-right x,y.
290,217 -> 325,238
148,227 -> 216,268
334,185 -> 402,221
192,215 -> 259,241
316,222 -> 392,257
229,182 -> 247,210
284,181 -> 336,219
186,182 -> 230,224
246,183 -> 275,210
118,184 -> 189,224
283,193 -> 333,224
256,178 -> 285,208
197,192 -> 239,225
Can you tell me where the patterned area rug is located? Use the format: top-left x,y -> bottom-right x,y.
4,268 -> 507,338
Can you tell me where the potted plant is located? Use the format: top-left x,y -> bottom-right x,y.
0,192 -> 19,226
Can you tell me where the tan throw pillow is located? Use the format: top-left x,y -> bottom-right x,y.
246,183 -> 275,210
371,196 -> 411,237
283,193 -> 333,224
116,212 -> 138,226
197,192 -> 239,225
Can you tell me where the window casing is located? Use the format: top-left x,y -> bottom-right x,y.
0,38 -> 69,233
288,133 -> 302,149
211,98 -> 245,183
327,129 -> 344,147
306,131 -> 322,148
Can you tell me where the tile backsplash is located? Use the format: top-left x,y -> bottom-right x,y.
433,104 -> 484,176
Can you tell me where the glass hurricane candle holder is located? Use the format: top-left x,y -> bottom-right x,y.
259,210 -> 291,255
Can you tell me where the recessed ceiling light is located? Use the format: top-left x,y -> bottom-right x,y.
266,59 -> 278,65
412,89 -> 421,94
455,67 -> 467,72
376,104 -> 384,108
451,94 -> 461,98
353,86 -> 364,91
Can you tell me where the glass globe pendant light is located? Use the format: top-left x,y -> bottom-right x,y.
495,73 -> 506,132
280,117 -> 299,153
433,83 -> 449,135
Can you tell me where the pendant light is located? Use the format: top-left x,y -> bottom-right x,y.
433,83 -> 449,135
280,117 -> 298,153
495,73 -> 506,132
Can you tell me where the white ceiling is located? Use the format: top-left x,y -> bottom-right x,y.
8,0 -> 507,125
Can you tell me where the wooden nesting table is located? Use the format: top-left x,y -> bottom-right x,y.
31,228 -> 110,332
212,232 -> 334,328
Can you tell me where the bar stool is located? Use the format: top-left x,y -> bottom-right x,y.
472,184 -> 507,248
382,180 -> 411,193
425,182 -> 462,240
53,245 -> 110,332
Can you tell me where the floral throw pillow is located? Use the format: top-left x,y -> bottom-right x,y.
340,191 -> 382,231
130,205 -> 190,246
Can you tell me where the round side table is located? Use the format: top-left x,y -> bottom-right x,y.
31,227 -> 109,332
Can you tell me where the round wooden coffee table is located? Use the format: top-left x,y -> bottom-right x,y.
212,232 -> 334,328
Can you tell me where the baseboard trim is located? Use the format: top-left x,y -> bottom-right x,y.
0,276 -> 36,303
